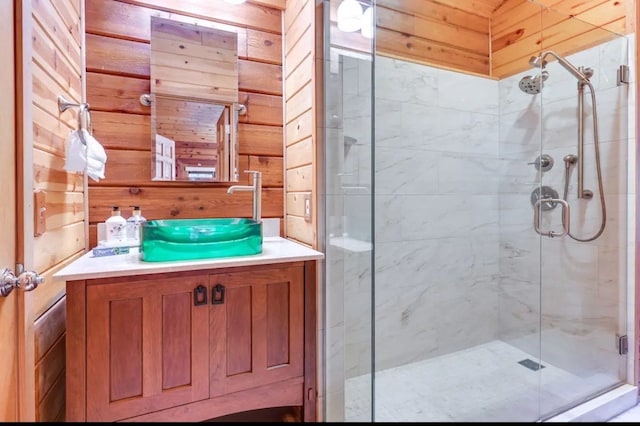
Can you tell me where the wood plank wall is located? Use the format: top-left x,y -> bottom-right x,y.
491,0 -> 630,78
329,0 -> 492,76
284,0 -> 318,248
374,0 -> 491,76
30,0 -> 85,304
24,0 -> 84,421
34,297 -> 67,422
84,0 -> 285,246
150,16 -> 240,103
330,0 -> 632,79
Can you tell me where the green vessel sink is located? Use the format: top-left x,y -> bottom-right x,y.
140,218 -> 262,262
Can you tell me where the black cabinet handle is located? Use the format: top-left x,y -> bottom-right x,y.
212,284 -> 225,304
194,285 -> 207,306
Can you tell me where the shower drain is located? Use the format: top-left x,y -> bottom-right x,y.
518,358 -> 545,371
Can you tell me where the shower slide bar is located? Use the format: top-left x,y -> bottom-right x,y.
533,198 -> 570,238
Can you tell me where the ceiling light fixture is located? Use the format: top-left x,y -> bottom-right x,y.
337,0 -> 363,33
360,6 -> 373,39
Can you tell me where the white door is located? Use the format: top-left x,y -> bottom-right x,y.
155,133 -> 176,180
0,0 -> 18,420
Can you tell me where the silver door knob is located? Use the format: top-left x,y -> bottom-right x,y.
0,269 -> 18,297
0,268 -> 44,297
18,270 -> 45,292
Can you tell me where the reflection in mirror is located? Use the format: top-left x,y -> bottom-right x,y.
150,16 -> 240,182
153,96 -> 233,181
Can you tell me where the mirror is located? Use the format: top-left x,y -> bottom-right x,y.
150,16 -> 240,182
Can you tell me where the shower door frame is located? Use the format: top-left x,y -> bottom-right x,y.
536,48 -> 631,419
321,0 -> 640,421
634,0 -> 640,395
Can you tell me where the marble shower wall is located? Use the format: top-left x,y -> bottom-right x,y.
368,37 -> 629,374
373,56 -> 502,371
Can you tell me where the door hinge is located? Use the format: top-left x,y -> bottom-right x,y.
617,64 -> 630,85
618,335 -> 628,355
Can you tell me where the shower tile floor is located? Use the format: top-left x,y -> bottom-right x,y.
345,339 -> 620,422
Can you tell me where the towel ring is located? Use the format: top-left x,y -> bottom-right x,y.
78,103 -> 92,135
77,104 -> 92,146
58,95 -> 93,146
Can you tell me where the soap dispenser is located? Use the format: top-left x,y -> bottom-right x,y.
105,206 -> 127,243
126,205 -> 147,245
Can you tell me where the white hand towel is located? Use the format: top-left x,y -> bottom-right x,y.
64,129 -> 87,173
87,156 -> 106,181
64,129 -> 107,182
85,131 -> 107,181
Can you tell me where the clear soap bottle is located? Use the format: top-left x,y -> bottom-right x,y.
105,206 -> 127,243
126,205 -> 147,245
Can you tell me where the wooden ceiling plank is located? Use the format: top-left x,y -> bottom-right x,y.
491,0 -> 626,77
378,6 -> 490,54
377,0 -> 490,34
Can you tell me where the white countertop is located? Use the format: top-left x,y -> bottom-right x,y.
53,237 -> 324,281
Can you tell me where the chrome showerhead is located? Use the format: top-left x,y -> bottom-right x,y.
518,71 -> 549,95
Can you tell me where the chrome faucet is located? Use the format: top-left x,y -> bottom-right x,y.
227,170 -> 262,222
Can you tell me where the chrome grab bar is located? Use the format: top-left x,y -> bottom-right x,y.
534,198 -> 570,238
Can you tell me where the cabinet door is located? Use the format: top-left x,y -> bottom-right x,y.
86,275 -> 210,421
209,266 -> 305,397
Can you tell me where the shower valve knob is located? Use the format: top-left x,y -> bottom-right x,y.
528,158 -> 549,167
528,154 -> 554,172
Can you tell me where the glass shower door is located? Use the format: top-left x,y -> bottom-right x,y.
323,0 -> 375,421
322,0 -> 631,422
536,14 -> 629,419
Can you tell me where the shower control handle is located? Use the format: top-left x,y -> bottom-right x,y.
528,154 -> 554,172
534,198 -> 570,238
528,158 -> 549,167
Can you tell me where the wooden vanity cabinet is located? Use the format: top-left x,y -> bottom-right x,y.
66,261 -> 317,422
84,273 -> 210,422
209,266 -> 304,397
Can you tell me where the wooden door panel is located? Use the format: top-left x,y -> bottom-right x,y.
209,266 -> 304,397
109,298 -> 143,401
226,285 -> 252,376
162,291 -> 197,389
86,275 -> 209,421
266,281 -> 292,367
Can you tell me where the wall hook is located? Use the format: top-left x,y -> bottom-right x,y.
139,94 -> 151,106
